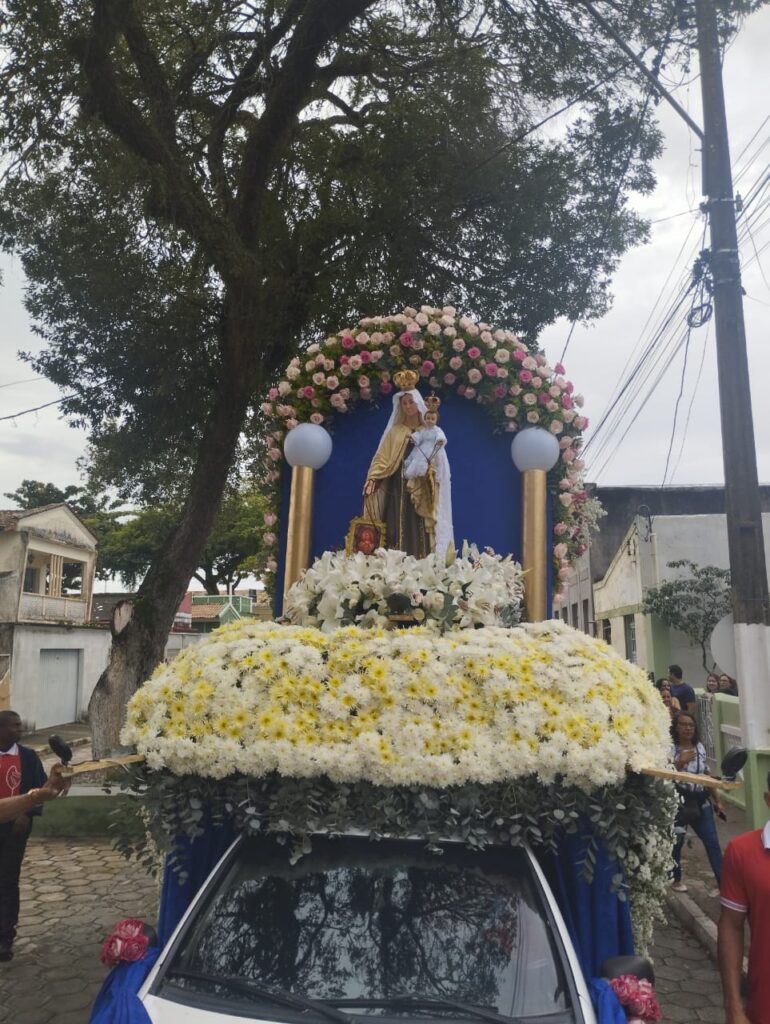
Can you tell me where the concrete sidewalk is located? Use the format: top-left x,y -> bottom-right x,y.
666,800 -> 750,962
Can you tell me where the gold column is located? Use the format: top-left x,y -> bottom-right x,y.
522,469 -> 548,622
283,465 -> 316,601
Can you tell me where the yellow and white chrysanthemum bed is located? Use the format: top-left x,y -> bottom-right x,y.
123,619 -> 671,790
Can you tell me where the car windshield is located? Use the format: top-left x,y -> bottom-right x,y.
163,834 -> 571,1020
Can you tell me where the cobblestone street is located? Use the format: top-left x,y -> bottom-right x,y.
0,838 -> 726,1023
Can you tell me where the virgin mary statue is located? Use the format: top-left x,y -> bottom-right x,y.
362,372 -> 453,559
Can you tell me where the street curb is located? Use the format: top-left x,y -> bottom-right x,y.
666,889 -> 749,976
665,889 -> 718,961
27,735 -> 90,756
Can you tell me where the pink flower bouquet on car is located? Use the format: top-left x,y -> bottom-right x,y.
608,974 -> 661,1024
100,918 -> 151,968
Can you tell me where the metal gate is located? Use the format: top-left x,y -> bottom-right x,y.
38,649 -> 80,728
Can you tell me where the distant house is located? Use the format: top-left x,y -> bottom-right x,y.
191,593 -> 254,633
0,504 -> 110,729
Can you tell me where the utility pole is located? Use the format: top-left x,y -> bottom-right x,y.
695,0 -> 770,805
580,0 -> 770,822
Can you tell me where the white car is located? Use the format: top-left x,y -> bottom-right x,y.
137,832 -> 605,1024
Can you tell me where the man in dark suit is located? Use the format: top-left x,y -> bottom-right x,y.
0,709 -> 47,961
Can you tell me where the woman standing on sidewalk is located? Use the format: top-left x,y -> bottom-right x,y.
671,711 -> 725,896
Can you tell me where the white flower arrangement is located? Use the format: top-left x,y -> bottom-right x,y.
122,618 -> 671,792
283,544 -> 524,632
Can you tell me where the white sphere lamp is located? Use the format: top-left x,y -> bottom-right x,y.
511,426 -> 560,473
283,422 -> 333,469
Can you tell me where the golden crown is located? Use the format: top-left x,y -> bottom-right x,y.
425,393 -> 441,413
393,369 -> 420,391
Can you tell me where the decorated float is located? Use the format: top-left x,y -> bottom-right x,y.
90,307 -> 677,1024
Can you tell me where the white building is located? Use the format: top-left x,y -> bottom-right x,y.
557,484 -> 770,686
0,504 -> 110,729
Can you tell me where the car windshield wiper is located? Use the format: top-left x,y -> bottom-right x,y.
328,994 -> 526,1024
164,968 -> 353,1024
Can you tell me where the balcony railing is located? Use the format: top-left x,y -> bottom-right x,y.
19,593 -> 88,623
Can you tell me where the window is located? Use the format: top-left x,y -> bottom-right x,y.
62,561 -> 85,597
602,619 -> 612,644
164,835 -> 571,1019
571,602 -> 579,628
624,614 -> 637,663
582,599 -> 590,634
23,567 -> 40,593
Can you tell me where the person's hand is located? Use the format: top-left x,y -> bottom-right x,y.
712,793 -> 726,817
42,763 -> 70,800
363,479 -> 377,497
674,751 -> 692,771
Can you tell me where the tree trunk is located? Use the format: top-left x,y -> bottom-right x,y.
89,346 -> 256,755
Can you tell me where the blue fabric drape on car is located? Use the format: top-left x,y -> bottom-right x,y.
539,832 -> 634,1023
157,822 -> 236,943
90,948 -> 160,1024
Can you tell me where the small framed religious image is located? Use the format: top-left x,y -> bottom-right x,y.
346,516 -> 386,556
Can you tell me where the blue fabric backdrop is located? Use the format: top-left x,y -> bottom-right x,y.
90,824 -> 630,1023
275,396 -> 527,615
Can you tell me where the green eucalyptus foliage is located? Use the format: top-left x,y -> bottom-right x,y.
111,766 -> 677,948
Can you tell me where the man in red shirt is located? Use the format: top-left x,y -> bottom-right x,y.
719,774 -> 770,1024
0,710 -> 47,962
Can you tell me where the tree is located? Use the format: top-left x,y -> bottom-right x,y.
643,559 -> 732,670
0,1 -> 734,752
99,486 -> 270,594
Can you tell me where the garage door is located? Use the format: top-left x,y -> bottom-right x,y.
38,649 -> 80,728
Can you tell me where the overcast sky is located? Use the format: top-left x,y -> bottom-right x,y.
2,6 -> 770,498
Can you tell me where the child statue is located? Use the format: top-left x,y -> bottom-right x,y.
403,395 -> 447,481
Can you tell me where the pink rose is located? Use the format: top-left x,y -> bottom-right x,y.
266,557 -> 278,572
532,376 -> 542,388
559,493 -> 574,506
427,321 -> 442,336
264,512 -> 277,526
409,354 -> 420,365
312,372 -> 325,385
464,387 -> 476,399
449,355 -> 463,370
526,410 -> 540,423
574,415 -> 588,430
523,393 -> 537,406
519,370 -> 533,384
326,376 -> 339,390
300,386 -> 315,399
263,531 -> 277,545
400,332 -> 413,347
360,350 -> 372,364
339,354 -> 349,365
369,350 -> 383,362
340,364 -> 352,376
562,394 -> 573,409
554,522 -> 568,535
504,404 -> 517,418
509,385 -> 521,396
497,367 -> 508,378
389,345 -> 401,358
421,360 -> 435,375
348,355 -> 362,371
494,385 -> 507,398
432,350 -> 442,360
260,402 -> 272,415
539,392 -> 550,405
468,368 -> 482,384
495,349 -> 510,363
444,373 -> 456,385
358,375 -> 370,388
380,380 -> 393,394
310,412 -> 323,425
267,448 -> 282,462
485,362 -> 498,377
549,420 -> 563,434
512,349 -> 526,361
330,393 -> 345,408
355,332 -> 369,345
505,421 -> 517,432
341,335 -> 355,349
101,935 -> 124,967
457,384 -> 467,396
554,362 -> 566,375
554,543 -> 568,559
278,380 -> 292,396
452,338 -> 466,352
467,346 -> 481,359
268,387 -> 279,400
